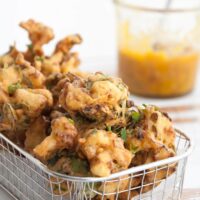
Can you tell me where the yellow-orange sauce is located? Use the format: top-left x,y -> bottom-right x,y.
118,23 -> 199,97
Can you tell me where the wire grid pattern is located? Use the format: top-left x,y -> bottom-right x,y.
0,130 -> 191,200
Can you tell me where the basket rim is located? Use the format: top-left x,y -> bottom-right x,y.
0,129 -> 194,183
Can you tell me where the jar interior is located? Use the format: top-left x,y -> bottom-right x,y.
115,0 -> 200,97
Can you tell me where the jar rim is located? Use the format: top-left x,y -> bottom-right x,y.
114,0 -> 200,13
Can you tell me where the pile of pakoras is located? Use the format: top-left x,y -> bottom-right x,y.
0,20 -> 176,199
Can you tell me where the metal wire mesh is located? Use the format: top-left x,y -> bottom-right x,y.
0,130 -> 192,200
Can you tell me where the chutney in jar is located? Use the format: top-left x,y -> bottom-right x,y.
115,0 -> 200,98
119,47 -> 199,97
118,21 -> 199,97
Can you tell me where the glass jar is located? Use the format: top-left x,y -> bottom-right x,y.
114,0 -> 200,97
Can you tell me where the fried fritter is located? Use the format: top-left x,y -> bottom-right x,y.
117,105 -> 176,198
0,19 -> 177,200
0,87 -> 52,144
79,129 -> 132,177
0,87 -> 10,104
60,52 -> 80,74
13,88 -> 53,118
0,45 -> 19,67
36,52 -> 62,76
0,65 -> 21,92
16,53 -> 46,88
0,103 -> 16,133
34,52 -> 80,77
24,116 -> 49,152
126,105 -> 175,158
33,116 -> 78,162
59,72 -> 129,122
20,19 -> 54,59
0,53 -> 46,94
54,34 -> 82,54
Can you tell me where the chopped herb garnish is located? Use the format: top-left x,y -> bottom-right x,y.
117,83 -> 124,91
8,82 -> 21,95
35,56 -> 44,62
120,128 -> 127,141
131,111 -> 140,123
154,105 -> 160,111
142,104 -> 147,107
107,126 -> 112,131
27,44 -> 33,50
129,144 -> 139,154
68,118 -> 74,125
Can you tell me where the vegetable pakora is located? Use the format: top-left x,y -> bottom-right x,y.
0,19 -> 177,200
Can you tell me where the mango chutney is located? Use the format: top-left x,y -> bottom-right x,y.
119,47 -> 199,97
118,18 -> 200,97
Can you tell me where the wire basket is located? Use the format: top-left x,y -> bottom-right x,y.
0,129 -> 193,200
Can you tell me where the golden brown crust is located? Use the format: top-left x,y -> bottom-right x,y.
24,116 -> 49,152
20,19 -> 54,56
79,130 -> 132,177
59,72 -> 129,122
54,34 -> 82,54
0,19 -> 177,200
33,116 -> 78,162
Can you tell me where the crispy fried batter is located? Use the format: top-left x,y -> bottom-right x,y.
16,53 -> 46,88
20,19 -> 54,56
25,116 -> 49,152
0,45 -> 19,67
13,88 -> 53,118
33,116 -> 78,161
0,88 -> 10,104
0,65 -> 21,92
0,54 -> 46,92
54,34 -> 82,54
0,19 -> 177,200
59,72 -> 129,122
37,52 -> 62,76
60,52 -> 80,74
79,130 -> 132,177
126,105 -> 175,157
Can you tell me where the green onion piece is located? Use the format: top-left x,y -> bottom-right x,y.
8,83 -> 21,95
107,126 -> 112,131
35,56 -> 44,62
120,128 -> 127,141
129,144 -> 139,154
27,44 -> 33,50
142,104 -> 147,107
68,118 -> 74,125
131,111 -> 140,123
